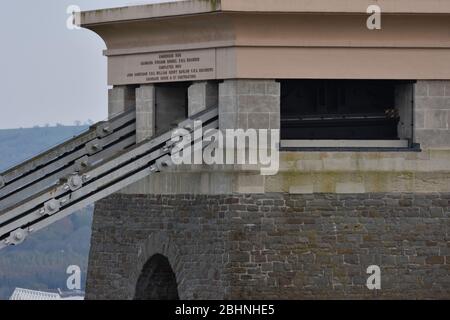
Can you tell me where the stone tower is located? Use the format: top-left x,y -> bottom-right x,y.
79,0 -> 450,299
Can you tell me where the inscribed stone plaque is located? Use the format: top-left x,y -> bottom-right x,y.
108,49 -> 216,85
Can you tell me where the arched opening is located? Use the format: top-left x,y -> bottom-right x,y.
134,254 -> 179,300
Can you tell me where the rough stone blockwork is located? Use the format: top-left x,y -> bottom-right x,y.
415,81 -> 450,148
86,193 -> 450,300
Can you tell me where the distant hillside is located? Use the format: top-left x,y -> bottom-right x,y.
0,125 -> 93,300
0,126 -> 89,172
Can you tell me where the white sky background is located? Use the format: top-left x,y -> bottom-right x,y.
0,0 -> 178,129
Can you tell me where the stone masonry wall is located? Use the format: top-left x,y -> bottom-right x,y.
86,193 -> 450,300
219,80 -> 280,130
415,81 -> 450,149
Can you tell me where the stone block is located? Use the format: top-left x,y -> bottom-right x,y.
247,112 -> 270,129
266,82 -> 281,96
136,85 -> 156,142
416,97 -> 448,109
425,256 -> 444,265
414,110 -> 425,129
236,112 -> 248,129
188,81 -> 218,117
445,83 -> 450,97
235,174 -> 265,194
424,110 -> 448,129
335,182 -> 365,194
415,130 -> 450,149
136,112 -> 154,129
428,81 -> 446,97
219,81 -> 237,97
219,112 -> 238,130
108,85 -> 136,117
269,112 -> 280,130
289,185 -> 314,194
238,95 -> 280,113
323,158 -> 357,171
237,81 -> 266,95
415,81 -> 428,97
219,80 -> 280,134
136,84 -> 155,101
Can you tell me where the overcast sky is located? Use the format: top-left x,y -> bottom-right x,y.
0,0 -> 176,129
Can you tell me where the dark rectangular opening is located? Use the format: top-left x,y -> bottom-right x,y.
155,82 -> 190,134
280,80 -> 414,142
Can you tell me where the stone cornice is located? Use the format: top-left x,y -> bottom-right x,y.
79,0 -> 450,27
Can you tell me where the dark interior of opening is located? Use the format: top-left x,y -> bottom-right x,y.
155,82 -> 190,135
280,80 -> 413,141
134,254 -> 179,300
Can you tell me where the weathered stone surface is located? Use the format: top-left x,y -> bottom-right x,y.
136,84 -> 155,143
219,80 -> 280,130
86,193 -> 450,300
415,81 -> 450,149
108,85 -> 136,117
188,81 -> 218,116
